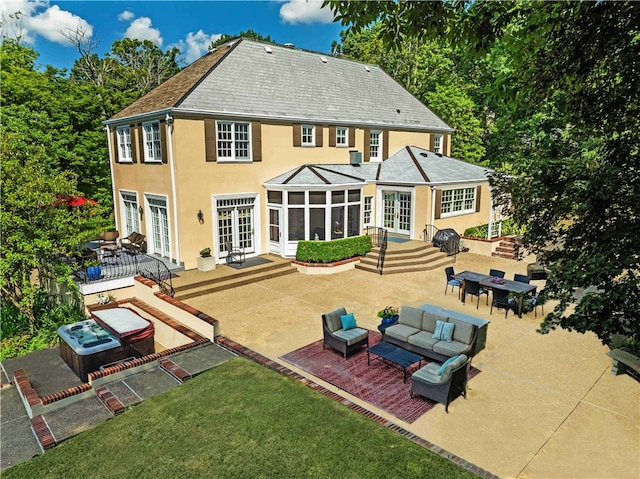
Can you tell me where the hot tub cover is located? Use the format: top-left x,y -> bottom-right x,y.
91,307 -> 154,343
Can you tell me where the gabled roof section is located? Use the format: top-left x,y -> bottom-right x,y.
109,42 -> 237,121
264,164 -> 378,187
109,39 -> 452,131
378,146 -> 492,184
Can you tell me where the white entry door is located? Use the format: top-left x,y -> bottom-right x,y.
268,207 -> 282,255
382,191 -> 411,235
217,197 -> 256,259
148,196 -> 170,257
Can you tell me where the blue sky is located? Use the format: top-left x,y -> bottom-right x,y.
1,1 -> 345,72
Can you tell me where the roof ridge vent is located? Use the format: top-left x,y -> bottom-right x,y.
264,46 -> 273,54
320,56 -> 327,63
283,43 -> 295,49
364,65 -> 371,72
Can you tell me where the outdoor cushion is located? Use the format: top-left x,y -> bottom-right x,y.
432,320 -> 447,340
447,318 -> 475,345
333,327 -> 368,346
441,322 -> 455,342
439,354 -> 467,382
325,307 -> 347,333
437,355 -> 460,375
412,363 -> 444,384
433,340 -> 470,358
407,331 -> 439,351
340,313 -> 357,331
422,312 -> 447,333
385,324 -> 421,342
398,306 -> 423,329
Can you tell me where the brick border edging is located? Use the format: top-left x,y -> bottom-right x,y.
214,335 -> 498,479
291,256 -> 362,268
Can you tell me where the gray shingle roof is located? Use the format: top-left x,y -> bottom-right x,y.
378,146 -> 492,185
264,164 -> 378,187
109,39 -> 452,131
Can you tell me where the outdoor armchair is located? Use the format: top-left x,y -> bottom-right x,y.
322,307 -> 369,359
122,232 -> 146,254
225,240 -> 245,264
410,354 -> 470,413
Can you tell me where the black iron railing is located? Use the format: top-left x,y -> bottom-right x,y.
69,250 -> 174,297
423,224 -> 439,243
377,228 -> 388,275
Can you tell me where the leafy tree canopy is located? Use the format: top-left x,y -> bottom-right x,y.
210,30 -> 274,50
328,0 -> 640,345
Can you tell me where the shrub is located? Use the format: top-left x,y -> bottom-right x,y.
463,218 -> 525,238
296,235 -> 372,263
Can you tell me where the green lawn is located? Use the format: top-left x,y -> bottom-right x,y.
4,358 -> 480,478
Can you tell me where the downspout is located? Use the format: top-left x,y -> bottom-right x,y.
430,185 -> 436,227
105,126 -> 119,232
166,114 -> 180,265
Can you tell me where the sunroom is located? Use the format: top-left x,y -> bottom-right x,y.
263,164 -> 379,257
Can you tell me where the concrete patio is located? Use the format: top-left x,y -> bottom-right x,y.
176,252 -> 639,479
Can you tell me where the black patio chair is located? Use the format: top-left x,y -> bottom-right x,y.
489,268 -> 505,279
225,240 -> 245,264
462,279 -> 489,309
514,273 -> 530,284
490,288 -> 517,318
444,266 -> 461,298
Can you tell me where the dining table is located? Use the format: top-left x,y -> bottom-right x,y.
453,271 -> 537,317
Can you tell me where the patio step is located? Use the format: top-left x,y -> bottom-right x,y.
159,358 -> 192,382
356,243 -> 454,275
491,237 -> 522,261
174,262 -> 296,300
30,415 -> 56,450
95,386 -> 125,415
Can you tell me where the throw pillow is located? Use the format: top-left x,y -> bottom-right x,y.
442,322 -> 455,342
340,313 -> 357,331
432,319 -> 446,340
437,355 -> 459,375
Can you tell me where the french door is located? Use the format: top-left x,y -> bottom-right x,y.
147,196 -> 170,257
268,207 -> 282,255
217,197 -> 256,258
382,191 -> 411,235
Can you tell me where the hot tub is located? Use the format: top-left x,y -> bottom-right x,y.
91,307 -> 155,356
58,320 -> 130,382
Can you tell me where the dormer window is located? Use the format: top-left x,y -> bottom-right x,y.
433,134 -> 443,154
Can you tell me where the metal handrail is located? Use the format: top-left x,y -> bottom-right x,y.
423,224 -> 439,243
69,250 -> 174,297
377,228 -> 388,275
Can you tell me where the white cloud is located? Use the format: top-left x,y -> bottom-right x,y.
280,0 -> 335,25
171,30 -> 221,65
1,0 -> 93,45
118,10 -> 134,22
124,17 -> 162,45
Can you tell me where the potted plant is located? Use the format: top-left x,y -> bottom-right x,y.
199,247 -> 211,257
197,247 -> 216,271
377,306 -> 400,325
85,259 -> 102,281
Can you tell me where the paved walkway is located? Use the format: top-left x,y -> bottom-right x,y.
179,252 -> 639,479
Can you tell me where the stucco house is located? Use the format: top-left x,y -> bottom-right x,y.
104,39 -> 492,270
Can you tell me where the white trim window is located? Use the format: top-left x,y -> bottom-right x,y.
433,134 -> 443,154
120,191 -> 140,235
217,121 -> 251,161
441,187 -> 476,217
363,195 -> 373,225
142,121 -> 162,163
336,127 -> 348,147
116,126 -> 132,162
369,130 -> 382,162
301,125 -> 315,146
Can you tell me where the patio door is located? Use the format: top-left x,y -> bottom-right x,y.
382,191 -> 411,235
217,197 -> 256,259
268,207 -> 282,255
148,196 -> 170,257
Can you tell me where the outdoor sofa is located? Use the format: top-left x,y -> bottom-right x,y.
382,305 -> 488,363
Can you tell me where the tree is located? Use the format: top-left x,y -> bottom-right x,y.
339,24 -> 486,164
209,29 -> 274,50
0,133 -> 106,329
327,1 -> 640,345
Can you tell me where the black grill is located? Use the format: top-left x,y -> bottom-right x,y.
432,228 -> 460,256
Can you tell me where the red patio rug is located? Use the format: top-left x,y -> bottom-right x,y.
280,332 -> 480,424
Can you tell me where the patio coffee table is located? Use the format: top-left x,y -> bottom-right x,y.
367,341 -> 423,383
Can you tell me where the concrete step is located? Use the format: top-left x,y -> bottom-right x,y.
175,263 -> 296,300
356,256 -> 454,275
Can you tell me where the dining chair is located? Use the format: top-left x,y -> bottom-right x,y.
514,273 -> 531,284
528,288 -> 544,317
490,288 -> 516,317
444,266 -> 461,298
462,279 -> 489,309
489,268 -> 505,278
